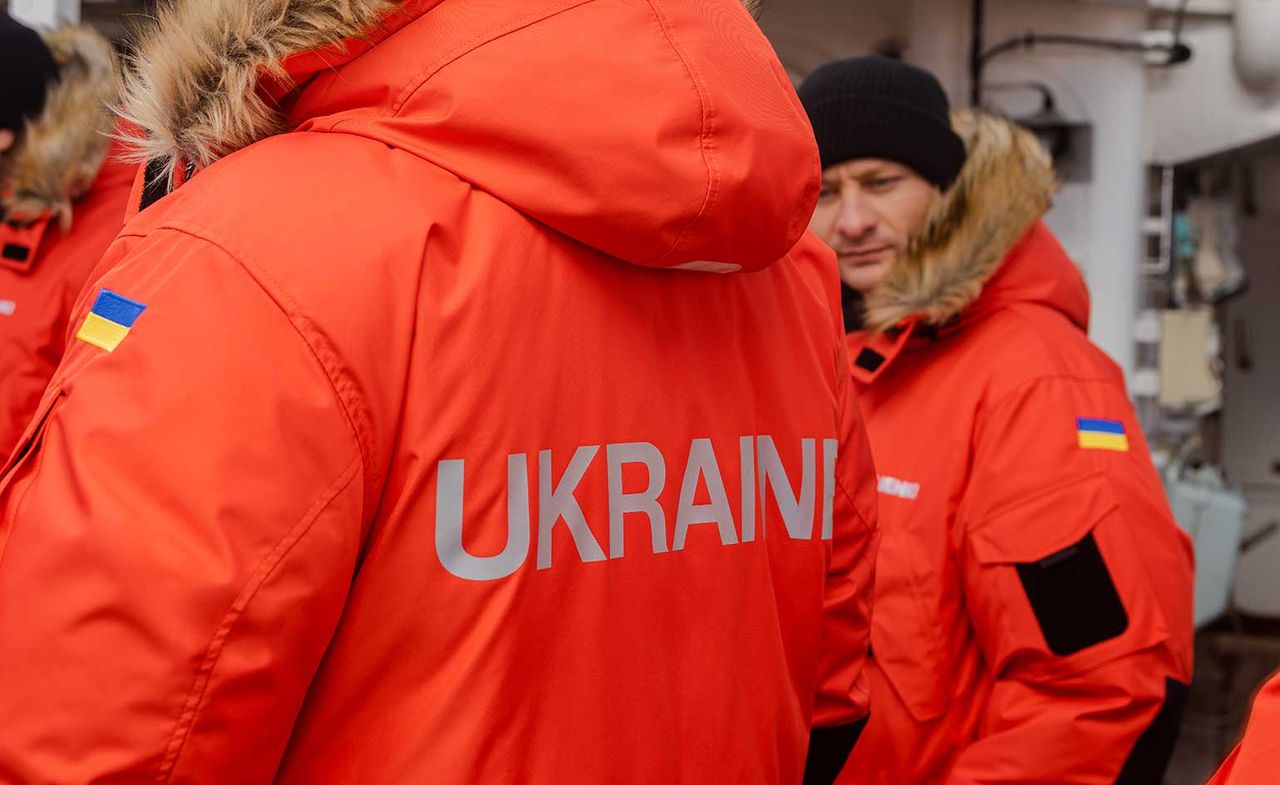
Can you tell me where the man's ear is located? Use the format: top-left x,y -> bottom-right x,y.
0,129 -> 15,154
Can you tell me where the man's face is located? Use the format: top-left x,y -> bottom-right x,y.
808,159 -> 938,295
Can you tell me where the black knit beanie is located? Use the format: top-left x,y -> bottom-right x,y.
0,13 -> 60,133
798,56 -> 966,190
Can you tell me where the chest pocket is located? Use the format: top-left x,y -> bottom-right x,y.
871,504 -> 955,722
962,473 -> 1171,678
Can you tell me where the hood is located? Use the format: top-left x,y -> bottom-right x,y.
1,24 -> 119,227
862,110 -> 1065,332
119,0 -> 818,271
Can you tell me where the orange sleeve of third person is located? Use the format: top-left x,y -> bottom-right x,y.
0,231 -> 368,784
1208,670 -> 1280,785
947,376 -> 1195,785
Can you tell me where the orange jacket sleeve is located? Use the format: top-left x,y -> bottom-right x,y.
805,330 -> 880,785
1208,671 -> 1280,785
947,376 -> 1194,785
0,233 -> 367,784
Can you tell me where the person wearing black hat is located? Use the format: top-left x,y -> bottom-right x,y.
0,12 -> 61,155
800,58 -> 1194,785
800,56 -> 966,322
0,15 -> 138,454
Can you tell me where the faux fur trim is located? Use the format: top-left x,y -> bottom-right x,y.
118,0 -> 398,171
118,0 -> 765,172
1,25 -> 119,226
862,110 -> 1058,333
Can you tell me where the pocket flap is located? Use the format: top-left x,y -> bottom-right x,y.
967,474 -> 1119,565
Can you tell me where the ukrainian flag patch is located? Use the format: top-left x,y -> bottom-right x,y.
1077,418 -> 1130,452
75,289 -> 147,352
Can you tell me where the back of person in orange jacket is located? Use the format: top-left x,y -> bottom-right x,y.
0,1 -> 880,783
0,17 -> 136,457
798,57 -> 1195,785
1208,670 -> 1280,784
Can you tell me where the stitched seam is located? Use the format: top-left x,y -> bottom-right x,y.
133,225 -> 378,512
835,473 -> 876,537
642,0 -> 719,267
157,457 -> 361,781
980,373 -> 1125,422
388,0 -> 598,116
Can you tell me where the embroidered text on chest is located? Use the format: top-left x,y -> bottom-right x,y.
878,475 -> 921,501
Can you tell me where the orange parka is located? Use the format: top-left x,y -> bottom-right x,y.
0,1 -> 879,784
837,113 -> 1195,785
0,25 -> 134,457
1208,670 -> 1280,784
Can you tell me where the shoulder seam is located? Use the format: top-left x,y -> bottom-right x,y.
126,223 -> 379,512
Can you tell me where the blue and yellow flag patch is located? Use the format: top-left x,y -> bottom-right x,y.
1077,418 -> 1129,452
76,289 -> 147,352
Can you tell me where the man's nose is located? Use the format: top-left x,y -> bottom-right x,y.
834,188 -> 877,242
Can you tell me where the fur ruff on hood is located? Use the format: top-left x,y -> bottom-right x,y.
119,0 -> 763,173
119,0 -> 397,171
862,110 -> 1058,333
1,25 -> 120,227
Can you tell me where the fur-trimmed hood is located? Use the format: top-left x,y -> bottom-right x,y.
119,0 -> 400,171
1,24 -> 119,226
119,0 -> 764,173
114,0 -> 814,272
862,110 -> 1059,333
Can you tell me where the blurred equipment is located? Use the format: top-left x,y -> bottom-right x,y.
1158,309 -> 1223,411
1234,0 -> 1280,89
1183,169 -> 1249,303
984,82 -> 1093,183
1164,456 -> 1247,629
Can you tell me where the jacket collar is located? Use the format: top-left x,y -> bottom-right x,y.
849,221 -> 1092,385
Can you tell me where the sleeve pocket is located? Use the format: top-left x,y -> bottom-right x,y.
964,474 -> 1170,675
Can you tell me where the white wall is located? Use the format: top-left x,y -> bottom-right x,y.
7,0 -> 79,26
755,0 -> 907,81
1146,19 -> 1280,164
971,1 -> 1149,379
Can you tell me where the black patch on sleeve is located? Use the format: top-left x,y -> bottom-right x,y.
1015,532 -> 1129,656
803,717 -> 869,785
854,349 -> 885,373
1115,678 -> 1190,785
2,243 -> 30,262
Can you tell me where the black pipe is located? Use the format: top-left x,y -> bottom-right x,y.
980,32 -> 1193,68
970,0 -> 985,107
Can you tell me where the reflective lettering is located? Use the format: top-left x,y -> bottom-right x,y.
435,456 -> 531,581
606,442 -> 668,558
758,436 -> 816,540
538,446 -> 607,569
674,439 -> 738,550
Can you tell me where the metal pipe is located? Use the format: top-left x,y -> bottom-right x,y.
970,0 -> 985,107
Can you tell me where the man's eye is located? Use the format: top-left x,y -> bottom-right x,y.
866,177 -> 902,191
818,186 -> 840,200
